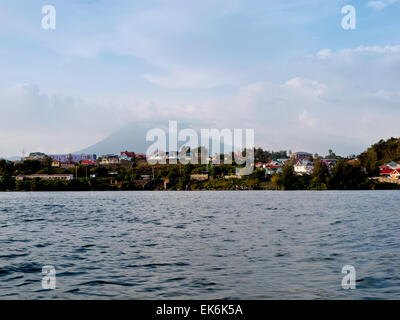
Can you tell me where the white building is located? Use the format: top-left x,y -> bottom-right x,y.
294,160 -> 314,175
16,174 -> 74,181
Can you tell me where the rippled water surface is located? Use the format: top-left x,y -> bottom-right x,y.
1,191 -> 400,299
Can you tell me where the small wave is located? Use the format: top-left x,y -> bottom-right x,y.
0,253 -> 29,259
79,280 -> 135,287
162,277 -> 186,283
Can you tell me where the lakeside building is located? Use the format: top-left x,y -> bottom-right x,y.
290,152 -> 312,162
51,160 -> 61,167
135,153 -> 146,160
262,159 -> 289,175
190,173 -> 209,181
380,162 -> 400,180
294,159 -> 314,175
225,175 -> 242,179
81,160 -> 97,167
380,169 -> 400,180
60,162 -> 76,169
265,165 -> 282,175
51,160 -> 76,168
120,151 -> 135,161
379,161 -> 400,171
25,152 -> 47,162
322,159 -> 338,168
276,158 -> 290,164
166,151 -> 178,163
100,155 -> 120,165
255,162 -> 263,168
391,169 -> 400,179
16,174 -> 74,181
147,150 -> 167,162
48,154 -> 97,162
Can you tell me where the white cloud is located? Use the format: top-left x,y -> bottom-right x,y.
298,110 -> 317,128
284,77 -> 326,98
144,69 -> 238,89
367,0 -> 398,10
316,48 -> 332,60
0,84 -> 157,157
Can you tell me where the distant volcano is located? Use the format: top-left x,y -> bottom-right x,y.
75,121 -> 235,156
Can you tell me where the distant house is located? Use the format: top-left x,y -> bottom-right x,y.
179,151 -> 194,162
266,160 -> 282,167
263,160 -> 285,175
347,159 -> 358,165
290,152 -> 312,162
48,154 -> 97,162
392,169 -> 400,179
60,162 -> 76,169
25,152 -> 47,162
135,153 -> 146,160
380,169 -> 394,177
384,161 -> 400,169
51,160 -> 61,168
147,150 -> 167,163
379,165 -> 391,171
120,151 -> 135,161
100,155 -> 120,165
322,159 -> 338,167
167,151 -> 179,162
379,162 -> 400,175
81,159 -> 97,167
190,174 -> 209,181
16,174 -> 74,181
294,159 -> 314,175
276,158 -> 290,165
265,165 -> 282,175
380,168 -> 400,179
224,175 -> 242,179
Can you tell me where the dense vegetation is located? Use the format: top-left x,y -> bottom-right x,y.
358,137 -> 400,175
254,148 -> 288,162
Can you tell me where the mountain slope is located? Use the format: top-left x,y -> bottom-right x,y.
76,121 -> 235,156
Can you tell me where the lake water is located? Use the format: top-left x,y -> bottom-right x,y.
0,191 -> 400,299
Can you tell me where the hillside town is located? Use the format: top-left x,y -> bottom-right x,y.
1,139 -> 400,191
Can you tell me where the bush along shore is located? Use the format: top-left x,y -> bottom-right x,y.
0,158 -> 399,192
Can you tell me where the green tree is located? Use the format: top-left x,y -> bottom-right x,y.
328,160 -> 367,190
310,161 -> 329,189
0,170 -> 15,191
279,164 -> 297,190
167,166 -> 180,180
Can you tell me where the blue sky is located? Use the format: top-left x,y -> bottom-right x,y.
0,0 -> 400,157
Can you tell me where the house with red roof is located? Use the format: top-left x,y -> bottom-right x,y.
120,151 -> 135,161
391,169 -> 400,179
380,168 -> 400,179
380,168 -> 395,177
81,159 -> 97,167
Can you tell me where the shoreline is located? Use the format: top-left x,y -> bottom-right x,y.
1,188 -> 400,193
